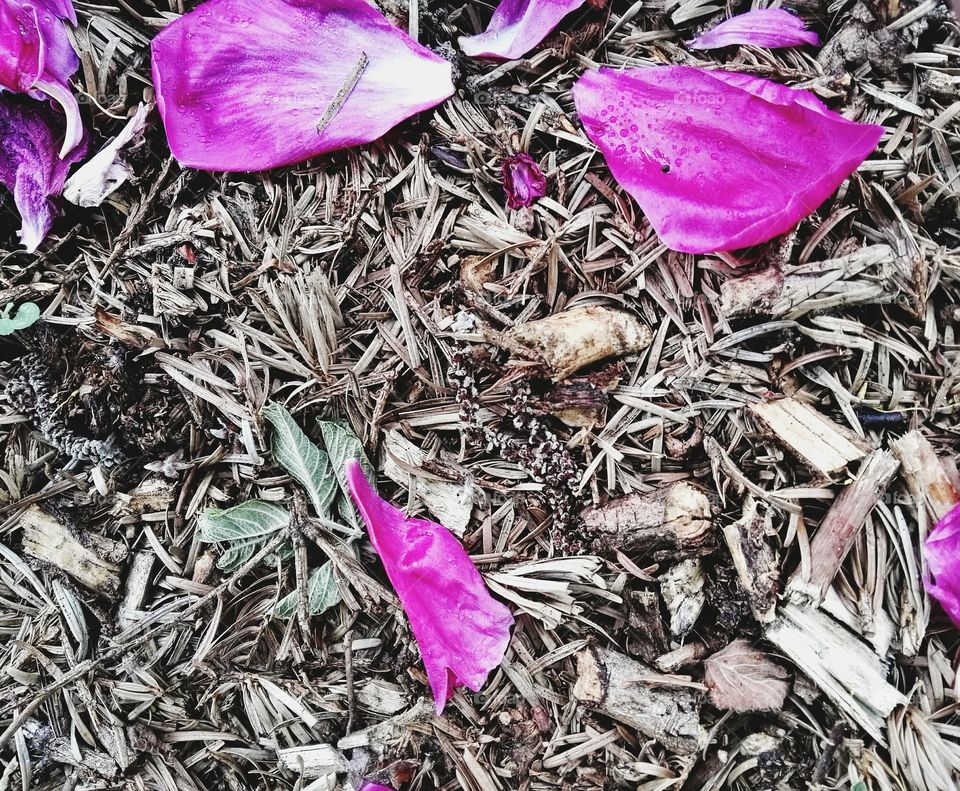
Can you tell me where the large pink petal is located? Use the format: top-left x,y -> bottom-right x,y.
0,1 -> 44,92
0,94 -> 87,251
151,0 -> 454,172
459,0 -> 588,60
689,9 -> 820,50
571,66 -> 883,253
925,503 -> 960,628
345,459 -> 513,713
1,0 -> 81,156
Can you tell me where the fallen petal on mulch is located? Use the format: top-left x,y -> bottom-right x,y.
0,93 -> 86,251
459,0 -> 588,60
151,0 -> 454,171
571,65 -> 883,253
502,152 -> 546,208
64,102 -> 150,207
925,502 -> 960,627
689,9 -> 820,50
0,0 -> 82,156
345,459 -> 514,713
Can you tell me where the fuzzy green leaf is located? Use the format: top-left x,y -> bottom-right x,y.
317,419 -> 375,528
264,403 -> 337,516
273,561 -> 341,617
217,539 -> 260,572
198,500 -> 290,542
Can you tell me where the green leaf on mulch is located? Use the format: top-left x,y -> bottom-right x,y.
197,500 -> 290,542
317,419 -> 374,528
274,561 -> 341,617
264,402 -> 338,516
0,302 -> 40,335
216,538 -> 261,572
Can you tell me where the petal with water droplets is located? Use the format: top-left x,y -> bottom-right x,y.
571,66 -> 883,253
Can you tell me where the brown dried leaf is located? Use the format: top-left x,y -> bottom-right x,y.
703,639 -> 790,712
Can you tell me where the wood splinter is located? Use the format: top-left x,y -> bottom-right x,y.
722,496 -> 779,624
787,449 -> 899,605
573,645 -> 707,754
890,429 -> 960,522
748,396 -> 870,478
495,306 -> 652,381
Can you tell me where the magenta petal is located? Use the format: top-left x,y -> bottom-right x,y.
689,9 -> 820,50
151,0 -> 454,172
502,153 -> 546,209
0,94 -> 87,251
35,0 -> 77,25
0,1 -> 43,91
924,503 -> 960,628
459,0 -> 588,60
345,459 -> 513,713
359,785 -> 393,791
571,66 -> 883,253
0,0 -> 81,156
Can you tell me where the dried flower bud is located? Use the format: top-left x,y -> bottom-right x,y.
501,153 -> 546,209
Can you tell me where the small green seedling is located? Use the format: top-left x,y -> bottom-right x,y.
0,302 -> 40,335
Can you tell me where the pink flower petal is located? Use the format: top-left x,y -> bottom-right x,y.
0,1 -> 44,92
459,0 -> 588,60
571,66 -> 883,253
0,0 -> 81,155
689,9 -> 820,50
345,459 -> 513,713
35,0 -> 77,25
151,0 -> 454,172
0,94 -> 87,251
502,152 -> 546,209
359,784 -> 393,791
925,503 -> 960,628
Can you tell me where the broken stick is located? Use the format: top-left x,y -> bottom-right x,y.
20,505 -> 121,595
765,599 -> 907,745
573,645 -> 706,754
582,481 -> 714,561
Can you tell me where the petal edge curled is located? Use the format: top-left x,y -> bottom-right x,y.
0,94 -> 86,251
689,9 -> 820,50
459,0 -> 588,61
